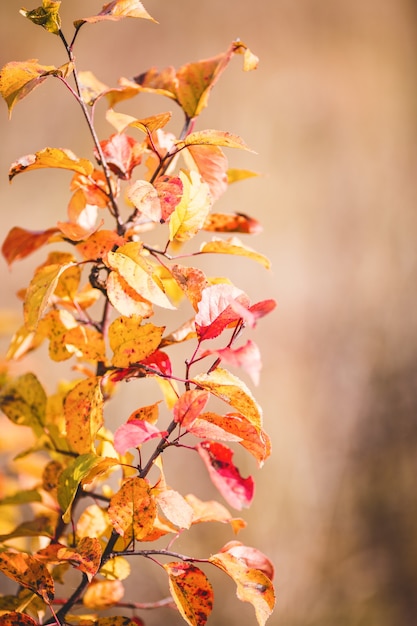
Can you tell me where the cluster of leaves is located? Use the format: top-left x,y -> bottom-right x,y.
0,2 -> 276,625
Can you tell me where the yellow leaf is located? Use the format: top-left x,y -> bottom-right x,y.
200,237 -> 271,269
64,377 -> 104,454
74,0 -> 157,27
0,59 -> 56,116
169,170 -> 212,242
76,504 -> 110,539
77,69 -> 109,105
23,261 -> 75,330
164,562 -> 213,626
209,552 -> 275,626
63,325 -> 107,363
107,242 -> 175,310
108,477 -> 156,540
176,130 -> 252,152
192,368 -> 263,431
9,148 -> 94,181
109,316 -> 164,367
100,555 -> 131,581
0,373 -> 46,434
57,536 -> 102,581
83,579 -> 124,610
39,309 -> 77,362
227,168 -> 260,184
0,551 -> 54,603
107,271 -> 155,318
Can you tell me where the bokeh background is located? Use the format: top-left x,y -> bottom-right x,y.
1,1 -> 417,625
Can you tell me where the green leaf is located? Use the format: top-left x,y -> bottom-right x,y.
0,489 -> 42,506
20,1 -> 62,34
57,453 -> 100,523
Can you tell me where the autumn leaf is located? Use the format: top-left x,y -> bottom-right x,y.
183,144 -> 228,201
20,1 -> 61,34
39,309 -> 77,362
197,441 -> 254,510
194,283 -> 250,341
97,133 -> 144,179
169,170 -> 212,242
0,613 -> 39,625
209,552 -> 275,626
191,412 -> 271,467
202,212 -> 262,234
108,476 -> 156,540
57,537 -> 102,581
176,130 -> 252,152
114,420 -> 167,455
0,60 -> 58,116
1,226 -> 59,266
220,541 -> 274,581
202,340 -> 262,386
0,516 -> 56,542
106,109 -> 172,134
57,453 -> 102,523
185,493 -> 246,532
107,242 -> 175,310
154,175 -> 184,222
64,377 -> 104,454
169,264 -> 209,310
127,180 -> 161,222
164,562 -> 213,626
109,316 -> 165,367
0,372 -> 46,434
173,389 -> 209,429
107,271 -> 155,318
155,488 -> 194,529
200,237 -> 271,269
9,148 -> 94,181
192,368 -> 263,431
0,551 -> 54,603
74,0 -> 156,27
227,168 -> 260,184
83,579 -> 125,610
133,41 -> 258,119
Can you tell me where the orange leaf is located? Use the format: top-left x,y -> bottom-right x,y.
192,368 -> 263,431
63,325 -> 107,362
76,230 -> 126,262
64,376 -> 104,454
9,147 -> 94,181
109,316 -> 164,367
173,390 -> 209,428
0,612 -> 39,625
57,537 -> 102,580
0,551 -> 54,603
108,476 -> 156,540
170,264 -> 209,310
209,552 -> 275,626
202,212 -> 262,234
98,132 -> 144,179
75,0 -> 156,27
2,226 -> 59,266
183,144 -> 228,201
164,562 -> 213,626
185,493 -> 245,531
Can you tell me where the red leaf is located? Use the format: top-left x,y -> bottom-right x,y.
114,420 -> 167,454
249,299 -> 277,321
195,284 -> 250,341
197,441 -> 254,510
97,133 -> 144,179
140,349 -> 172,376
220,541 -> 275,581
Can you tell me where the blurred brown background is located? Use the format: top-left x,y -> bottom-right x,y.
1,1 -> 417,625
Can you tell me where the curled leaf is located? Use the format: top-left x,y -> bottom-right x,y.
9,147 -> 94,181
20,1 -> 62,34
75,0 -> 157,27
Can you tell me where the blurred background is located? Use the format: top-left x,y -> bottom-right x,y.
1,1 -> 417,625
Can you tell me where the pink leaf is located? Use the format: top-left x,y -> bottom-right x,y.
202,340 -> 262,386
197,441 -> 254,510
154,175 -> 183,222
114,420 -> 167,454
